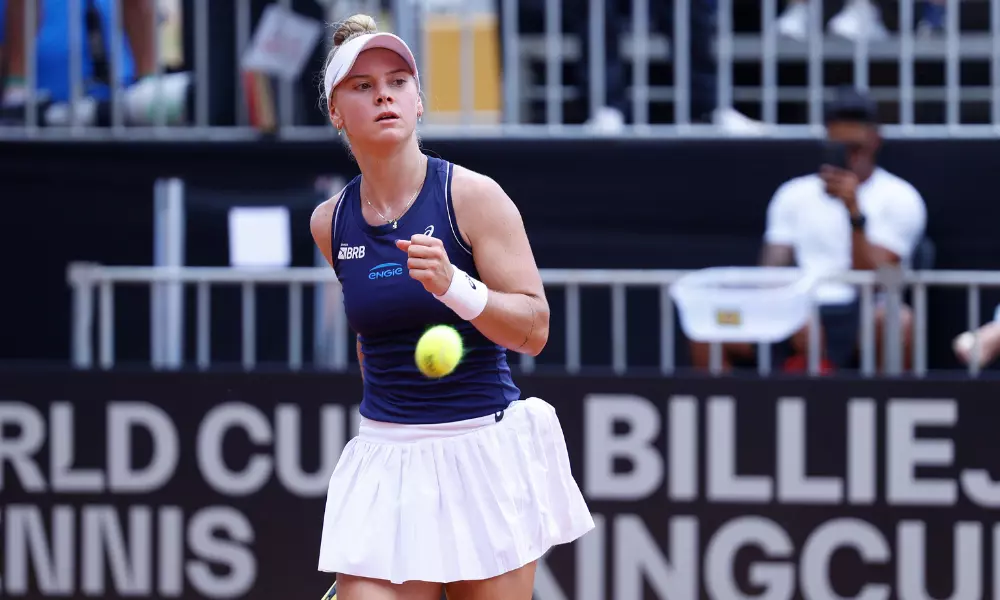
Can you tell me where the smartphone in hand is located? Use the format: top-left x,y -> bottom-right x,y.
821,141 -> 849,170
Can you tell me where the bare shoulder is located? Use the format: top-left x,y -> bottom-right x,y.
451,164 -> 507,203
310,189 -> 344,239
450,165 -> 523,243
310,187 -> 347,266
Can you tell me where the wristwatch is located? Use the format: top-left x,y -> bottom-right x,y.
850,213 -> 867,231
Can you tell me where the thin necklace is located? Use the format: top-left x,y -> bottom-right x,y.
362,157 -> 427,230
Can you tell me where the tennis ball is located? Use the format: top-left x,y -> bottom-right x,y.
415,325 -> 463,378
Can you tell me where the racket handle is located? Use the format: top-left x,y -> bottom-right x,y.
320,581 -> 337,600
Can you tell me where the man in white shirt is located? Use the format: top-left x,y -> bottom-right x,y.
690,87 -> 927,372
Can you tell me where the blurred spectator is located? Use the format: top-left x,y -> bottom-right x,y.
689,87 -> 927,372
496,0 -> 765,134
173,0 -> 328,128
777,0 -> 888,42
917,0 -> 945,34
953,305 -> 1000,368
573,0 -> 764,134
1,0 -> 157,116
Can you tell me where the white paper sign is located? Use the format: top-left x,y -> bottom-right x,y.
228,206 -> 292,268
241,4 -> 323,80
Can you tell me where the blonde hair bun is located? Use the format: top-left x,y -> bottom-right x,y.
333,14 -> 378,48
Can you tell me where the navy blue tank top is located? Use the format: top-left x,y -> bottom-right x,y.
330,155 -> 521,424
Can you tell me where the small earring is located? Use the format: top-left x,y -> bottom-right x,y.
337,127 -> 342,136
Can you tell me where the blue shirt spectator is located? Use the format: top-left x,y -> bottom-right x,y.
0,0 -> 135,102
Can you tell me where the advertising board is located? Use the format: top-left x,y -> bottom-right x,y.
1,371 -> 997,599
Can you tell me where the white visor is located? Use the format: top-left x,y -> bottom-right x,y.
323,32 -> 419,100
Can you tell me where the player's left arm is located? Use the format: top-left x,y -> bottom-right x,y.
458,171 -> 550,356
397,168 -> 549,356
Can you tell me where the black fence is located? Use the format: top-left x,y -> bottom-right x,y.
1,370 -> 997,599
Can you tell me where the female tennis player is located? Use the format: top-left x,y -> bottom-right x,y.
310,14 -> 594,600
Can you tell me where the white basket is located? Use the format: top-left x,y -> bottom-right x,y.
670,267 -> 820,343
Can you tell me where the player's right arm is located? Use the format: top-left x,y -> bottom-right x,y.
310,192 -> 341,268
356,336 -> 363,378
310,190 -> 365,379
759,181 -> 796,267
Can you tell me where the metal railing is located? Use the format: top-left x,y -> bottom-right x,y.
67,262 -> 1000,377
1,0 -> 998,140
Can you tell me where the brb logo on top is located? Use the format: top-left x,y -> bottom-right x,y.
369,262 -> 404,280
338,244 -> 366,260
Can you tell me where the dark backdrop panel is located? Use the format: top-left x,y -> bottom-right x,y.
1,138 -> 998,370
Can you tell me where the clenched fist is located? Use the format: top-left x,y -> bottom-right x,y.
396,234 -> 454,296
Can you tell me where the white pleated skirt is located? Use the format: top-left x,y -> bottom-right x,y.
316,397 -> 595,584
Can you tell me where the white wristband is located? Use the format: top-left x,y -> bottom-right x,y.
436,266 -> 489,320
